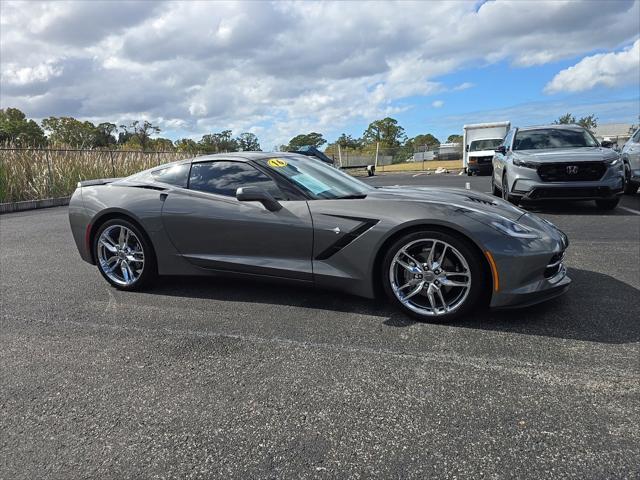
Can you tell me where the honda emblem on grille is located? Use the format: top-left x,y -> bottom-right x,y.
566,165 -> 579,175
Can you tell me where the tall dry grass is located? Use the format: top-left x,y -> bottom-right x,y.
0,148 -> 192,203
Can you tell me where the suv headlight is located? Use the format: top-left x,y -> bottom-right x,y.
605,156 -> 620,166
512,157 -> 538,169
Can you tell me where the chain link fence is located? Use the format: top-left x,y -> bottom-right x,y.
329,144 -> 463,171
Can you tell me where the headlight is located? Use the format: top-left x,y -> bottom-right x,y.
512,157 -> 538,169
605,156 -> 620,166
490,217 -> 540,239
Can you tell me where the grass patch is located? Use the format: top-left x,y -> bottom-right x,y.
378,159 -> 463,172
0,149 -> 192,203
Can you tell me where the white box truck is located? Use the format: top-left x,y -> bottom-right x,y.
463,121 -> 510,176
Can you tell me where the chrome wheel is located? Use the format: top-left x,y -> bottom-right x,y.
389,238 -> 472,317
97,225 -> 145,286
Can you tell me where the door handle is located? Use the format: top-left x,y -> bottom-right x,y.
160,193 -> 168,201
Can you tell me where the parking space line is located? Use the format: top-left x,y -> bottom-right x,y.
412,172 -> 427,177
618,206 -> 640,215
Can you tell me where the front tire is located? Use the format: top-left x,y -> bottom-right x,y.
595,198 -> 620,210
381,230 -> 486,322
502,172 -> 519,205
94,218 -> 157,291
623,163 -> 637,194
491,176 -> 501,196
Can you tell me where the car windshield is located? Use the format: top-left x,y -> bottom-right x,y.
469,139 -> 502,151
513,128 -> 598,150
257,156 -> 372,200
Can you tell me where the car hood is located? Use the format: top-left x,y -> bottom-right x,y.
512,147 -> 618,163
370,186 -> 526,221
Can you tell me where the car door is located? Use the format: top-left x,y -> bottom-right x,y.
624,129 -> 640,171
161,160 -> 313,281
493,129 -> 514,185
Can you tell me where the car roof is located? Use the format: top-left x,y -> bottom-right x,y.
517,124 -> 587,132
191,151 -> 306,163
149,152 -> 307,171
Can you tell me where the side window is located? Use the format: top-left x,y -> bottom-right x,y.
151,163 -> 190,187
189,161 -> 284,199
633,129 -> 640,143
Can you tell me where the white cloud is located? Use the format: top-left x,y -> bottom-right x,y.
1,61 -> 63,85
545,40 -> 640,94
1,0 -> 639,148
432,100 -> 445,108
453,82 -> 474,91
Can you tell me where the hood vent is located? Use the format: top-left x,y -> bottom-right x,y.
465,196 -> 496,206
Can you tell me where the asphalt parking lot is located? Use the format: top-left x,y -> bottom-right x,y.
1,173 -> 638,479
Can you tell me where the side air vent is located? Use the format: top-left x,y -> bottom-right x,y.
544,251 -> 565,278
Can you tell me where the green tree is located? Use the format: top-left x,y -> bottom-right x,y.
175,138 -> 200,154
0,107 -> 46,146
409,133 -> 440,148
447,134 -> 463,143
150,138 -> 175,151
554,113 -> 576,124
198,130 -> 238,153
119,120 -> 161,151
236,132 -> 261,151
286,132 -> 326,151
94,122 -> 118,148
336,133 -> 362,149
577,114 -> 597,132
554,113 -> 597,131
362,117 -> 406,148
41,116 -> 98,148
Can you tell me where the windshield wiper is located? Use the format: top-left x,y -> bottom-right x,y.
335,194 -> 367,199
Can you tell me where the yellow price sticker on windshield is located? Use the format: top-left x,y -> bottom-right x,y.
268,158 -> 288,168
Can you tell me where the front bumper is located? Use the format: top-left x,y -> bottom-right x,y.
508,163 -> 624,201
491,266 -> 571,309
467,162 -> 493,175
485,214 -> 571,309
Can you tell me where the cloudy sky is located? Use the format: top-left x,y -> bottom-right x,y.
1,0 -> 639,148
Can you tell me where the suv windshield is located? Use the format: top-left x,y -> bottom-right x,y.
469,139 -> 502,152
257,156 -> 372,200
513,128 -> 598,150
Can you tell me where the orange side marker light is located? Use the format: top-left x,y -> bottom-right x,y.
484,251 -> 500,292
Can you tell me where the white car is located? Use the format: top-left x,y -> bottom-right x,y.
621,128 -> 640,194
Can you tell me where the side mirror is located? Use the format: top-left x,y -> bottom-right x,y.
495,145 -> 507,154
465,145 -> 469,152
236,186 -> 282,212
600,140 -> 613,149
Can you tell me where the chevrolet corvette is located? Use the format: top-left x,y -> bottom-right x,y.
69,152 -> 570,321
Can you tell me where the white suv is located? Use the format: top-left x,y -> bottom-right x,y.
621,128 -> 640,194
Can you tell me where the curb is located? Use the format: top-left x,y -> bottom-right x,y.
0,196 -> 71,214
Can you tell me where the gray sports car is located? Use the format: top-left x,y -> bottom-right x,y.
69,152 -> 570,322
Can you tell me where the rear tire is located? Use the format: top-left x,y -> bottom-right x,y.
381,230 -> 487,323
94,218 -> 157,291
595,198 -> 620,210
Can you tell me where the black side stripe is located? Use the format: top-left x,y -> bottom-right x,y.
315,216 -> 379,260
